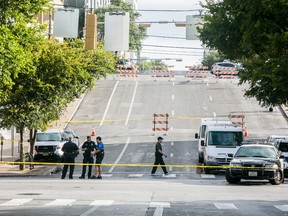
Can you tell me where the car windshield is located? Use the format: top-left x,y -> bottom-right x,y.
36,133 -> 62,141
64,131 -> 74,138
207,131 -> 243,146
235,146 -> 277,158
279,143 -> 288,152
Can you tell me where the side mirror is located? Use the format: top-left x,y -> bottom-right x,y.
201,140 -> 205,146
75,136 -> 79,139
195,133 -> 198,139
280,154 -> 285,159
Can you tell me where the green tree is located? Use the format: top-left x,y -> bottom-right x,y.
95,0 -> 147,51
198,0 -> 288,107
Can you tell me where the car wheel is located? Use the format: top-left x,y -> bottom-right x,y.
225,170 -> 241,184
270,170 -> 283,185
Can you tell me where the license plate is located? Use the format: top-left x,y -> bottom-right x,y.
248,171 -> 257,177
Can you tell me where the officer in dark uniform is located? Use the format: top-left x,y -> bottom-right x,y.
61,137 -> 79,179
79,136 -> 97,179
151,137 -> 168,176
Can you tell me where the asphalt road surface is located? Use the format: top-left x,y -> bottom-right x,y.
1,72 -> 288,215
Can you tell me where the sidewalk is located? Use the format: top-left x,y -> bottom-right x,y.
0,94 -> 85,177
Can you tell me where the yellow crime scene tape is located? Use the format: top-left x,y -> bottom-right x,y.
0,161 -> 285,170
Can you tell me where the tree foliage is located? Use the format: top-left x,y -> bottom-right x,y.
198,0 -> 288,106
95,0 -> 147,51
0,0 -> 116,166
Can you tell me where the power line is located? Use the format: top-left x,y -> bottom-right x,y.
140,44 -> 204,50
142,49 -> 203,54
141,51 -> 203,56
138,9 -> 205,12
146,34 -> 186,40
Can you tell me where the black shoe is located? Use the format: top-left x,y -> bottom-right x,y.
69,177 -> 73,179
96,176 -> 102,179
91,175 -> 96,179
79,176 -> 85,179
61,177 -> 65,179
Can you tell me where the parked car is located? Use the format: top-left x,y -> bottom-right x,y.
64,129 -> 80,146
211,62 -> 238,75
225,144 -> 284,185
274,140 -> 288,177
34,129 -> 67,162
265,135 -> 288,145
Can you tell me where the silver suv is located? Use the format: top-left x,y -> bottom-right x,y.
34,129 -> 67,162
211,62 -> 238,75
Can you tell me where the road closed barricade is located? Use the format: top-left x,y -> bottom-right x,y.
150,66 -> 174,81
116,65 -> 139,80
153,113 -> 169,135
185,65 -> 209,81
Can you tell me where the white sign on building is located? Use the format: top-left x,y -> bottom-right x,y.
104,12 -> 130,51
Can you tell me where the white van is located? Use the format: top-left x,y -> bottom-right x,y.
195,119 -> 231,163
202,122 -> 244,174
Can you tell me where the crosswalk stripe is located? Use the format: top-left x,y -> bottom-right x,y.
201,174 -> 215,178
275,205 -> 288,211
0,199 -> 32,206
163,174 -> 176,178
89,200 -> 114,206
101,174 -> 113,177
214,203 -> 238,209
150,202 -> 170,208
128,174 -> 144,178
45,199 -> 76,206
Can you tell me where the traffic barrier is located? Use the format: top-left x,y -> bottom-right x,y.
153,113 -> 169,134
185,65 -> 209,70
229,114 -> 247,136
116,65 -> 139,80
150,66 -> 174,81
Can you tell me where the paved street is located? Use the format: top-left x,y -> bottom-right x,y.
1,73 -> 288,215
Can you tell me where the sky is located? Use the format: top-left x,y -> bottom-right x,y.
136,0 -> 206,70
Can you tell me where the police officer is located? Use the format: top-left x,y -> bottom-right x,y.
61,137 -> 79,179
79,136 -> 96,179
151,137 -> 169,176
91,136 -> 105,179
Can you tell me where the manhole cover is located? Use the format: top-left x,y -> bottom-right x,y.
17,193 -> 42,196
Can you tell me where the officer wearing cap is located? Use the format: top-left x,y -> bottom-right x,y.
151,137 -> 169,176
61,137 -> 79,179
79,136 -> 97,179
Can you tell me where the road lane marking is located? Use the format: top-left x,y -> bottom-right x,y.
0,199 -> 32,206
171,142 -> 174,146
209,96 -> 213,101
172,94 -> 175,100
108,137 -> 130,173
163,173 -> 176,178
207,83 -> 209,87
214,203 -> 238,210
213,112 -> 217,117
45,199 -> 76,206
128,174 -> 144,178
150,202 -> 170,216
170,153 -> 173,157
125,80 -> 138,126
201,174 -> 215,178
275,205 -> 288,211
170,127 -> 174,132
89,200 -> 114,206
100,81 -> 119,127
169,166 -> 172,172
172,110 -> 175,116
172,82 -> 175,86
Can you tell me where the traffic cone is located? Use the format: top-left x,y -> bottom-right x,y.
91,127 -> 96,136
243,126 -> 248,137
